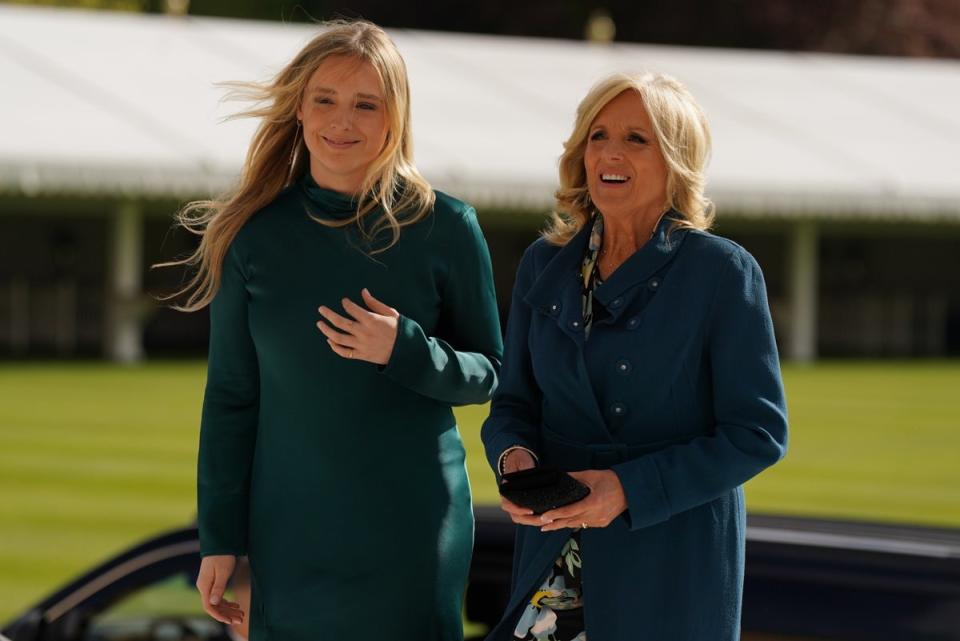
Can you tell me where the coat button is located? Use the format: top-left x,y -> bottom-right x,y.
570,320 -> 581,330
611,402 -> 627,416
615,359 -> 632,374
549,302 -> 561,315
610,297 -> 623,308
626,316 -> 640,330
648,277 -> 661,291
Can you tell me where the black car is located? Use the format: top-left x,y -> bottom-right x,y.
4,508 -> 959,641
0,508 -> 513,641
2,526 -> 216,641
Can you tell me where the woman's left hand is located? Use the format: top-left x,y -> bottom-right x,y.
317,288 -> 399,365
539,470 -> 628,532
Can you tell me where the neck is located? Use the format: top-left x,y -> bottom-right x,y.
310,162 -> 364,196
600,205 -> 666,257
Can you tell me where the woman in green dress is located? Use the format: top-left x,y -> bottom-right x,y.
166,20 -> 503,641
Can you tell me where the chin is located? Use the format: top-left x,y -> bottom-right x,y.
592,194 -> 630,210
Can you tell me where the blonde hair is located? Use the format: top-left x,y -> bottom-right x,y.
158,19 -> 434,311
545,71 -> 714,245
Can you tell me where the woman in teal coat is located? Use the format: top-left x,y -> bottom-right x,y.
482,72 -> 788,641
165,20 -> 502,641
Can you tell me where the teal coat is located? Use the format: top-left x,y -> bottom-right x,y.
481,215 -> 788,641
197,175 -> 503,641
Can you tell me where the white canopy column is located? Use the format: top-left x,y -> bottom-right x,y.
106,200 -> 145,363
787,220 -> 819,362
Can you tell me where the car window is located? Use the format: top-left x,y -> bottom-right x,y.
83,573 -> 225,641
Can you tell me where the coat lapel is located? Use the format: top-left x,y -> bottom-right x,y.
592,214 -> 690,324
521,224 -> 613,441
522,214 -> 690,332
519,214 -> 691,445
522,223 -> 591,346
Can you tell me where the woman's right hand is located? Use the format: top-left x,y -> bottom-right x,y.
196,555 -> 244,625
499,449 -> 542,526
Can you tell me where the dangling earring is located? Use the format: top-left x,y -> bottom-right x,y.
289,120 -> 301,166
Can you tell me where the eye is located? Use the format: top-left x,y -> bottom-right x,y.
356,102 -> 377,111
589,130 -> 606,141
314,97 -> 334,105
628,133 -> 648,144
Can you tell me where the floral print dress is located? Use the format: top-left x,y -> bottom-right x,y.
513,213 -> 606,641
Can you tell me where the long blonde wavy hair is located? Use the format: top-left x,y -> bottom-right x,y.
545,71 -> 714,245
159,19 -> 434,311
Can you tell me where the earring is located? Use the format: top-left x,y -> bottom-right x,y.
289,120 -> 301,166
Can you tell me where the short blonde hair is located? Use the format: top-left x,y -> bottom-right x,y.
545,71 -> 714,245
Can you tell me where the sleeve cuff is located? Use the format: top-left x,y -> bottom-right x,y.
378,314 -> 441,383
380,314 -> 417,374
197,492 -> 249,557
611,455 -> 672,531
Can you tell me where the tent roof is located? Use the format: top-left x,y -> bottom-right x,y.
2,5 -> 959,220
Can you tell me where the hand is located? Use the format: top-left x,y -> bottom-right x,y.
499,495 -> 543,527
196,555 -> 243,625
498,449 -> 540,526
538,470 -> 628,532
317,288 -> 399,365
502,448 -> 536,475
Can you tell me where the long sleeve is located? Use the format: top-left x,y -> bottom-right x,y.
612,247 -> 788,530
380,206 -> 503,406
481,244 -> 543,479
197,241 -> 259,556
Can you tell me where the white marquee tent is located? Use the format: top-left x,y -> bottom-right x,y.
2,4 -> 959,361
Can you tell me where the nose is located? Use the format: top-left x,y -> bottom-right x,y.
602,139 -> 625,162
330,103 -> 353,130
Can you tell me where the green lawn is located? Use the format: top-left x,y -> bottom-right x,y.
1,360 -> 958,623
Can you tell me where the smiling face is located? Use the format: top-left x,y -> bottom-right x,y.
296,55 -> 389,195
584,89 -> 669,224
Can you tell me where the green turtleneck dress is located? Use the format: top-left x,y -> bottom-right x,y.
197,174 -> 503,641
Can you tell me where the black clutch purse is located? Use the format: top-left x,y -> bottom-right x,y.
498,466 -> 591,515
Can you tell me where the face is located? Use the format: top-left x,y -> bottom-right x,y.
296,55 -> 389,194
584,89 -> 669,223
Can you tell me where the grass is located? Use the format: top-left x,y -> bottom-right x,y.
1,360 -> 959,624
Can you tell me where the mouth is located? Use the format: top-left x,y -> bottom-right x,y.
322,136 -> 360,149
600,173 -> 630,185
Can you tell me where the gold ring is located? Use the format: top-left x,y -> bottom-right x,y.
581,522 -> 588,529
348,350 -> 354,359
